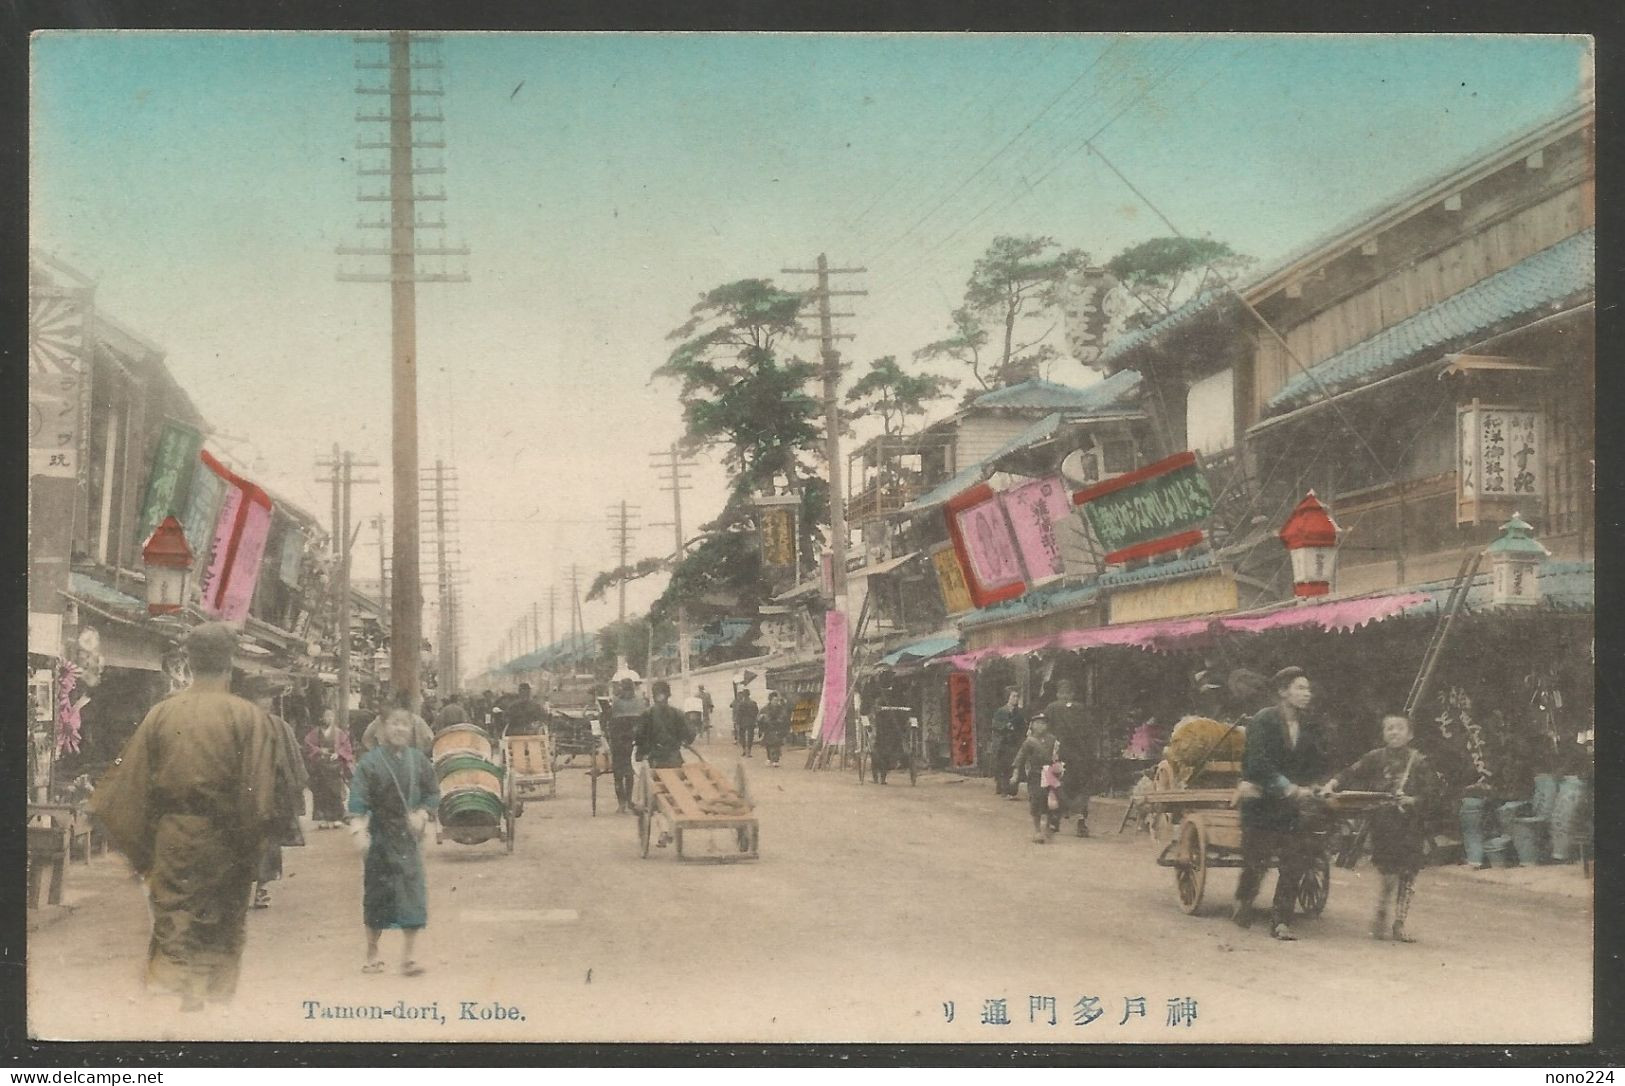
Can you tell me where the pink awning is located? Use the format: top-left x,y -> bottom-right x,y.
1218,592 -> 1431,634
947,589 -> 1433,669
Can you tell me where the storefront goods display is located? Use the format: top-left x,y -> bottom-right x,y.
1510,816 -> 1550,865
1548,775 -> 1589,862
1459,796 -> 1489,866
1484,834 -> 1517,868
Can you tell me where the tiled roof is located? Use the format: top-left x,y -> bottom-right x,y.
1095,103 -> 1592,371
904,373 -> 1143,514
1267,229 -> 1594,413
957,578 -> 1101,629
970,370 -> 1143,412
1400,559 -> 1593,617
1096,552 -> 1219,590
1097,289 -> 1231,368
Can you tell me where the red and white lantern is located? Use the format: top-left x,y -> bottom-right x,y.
1279,490 -> 1342,598
141,515 -> 194,615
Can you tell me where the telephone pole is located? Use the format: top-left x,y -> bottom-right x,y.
338,31 -> 469,710
605,500 -> 642,623
423,458 -> 462,695
781,254 -> 866,604
372,514 -> 389,608
566,564 -> 585,671
315,447 -> 379,726
650,443 -> 697,676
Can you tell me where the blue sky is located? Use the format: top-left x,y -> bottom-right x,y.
30,32 -> 1591,669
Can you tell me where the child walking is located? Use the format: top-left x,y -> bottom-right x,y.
1325,714 -> 1443,942
1009,715 -> 1062,844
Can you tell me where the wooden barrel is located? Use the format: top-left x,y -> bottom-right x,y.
433,723 -> 493,765
439,765 -> 503,797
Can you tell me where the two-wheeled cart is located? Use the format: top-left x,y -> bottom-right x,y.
1143,788 -> 1394,914
432,724 -> 514,853
503,729 -> 557,823
632,760 -> 759,862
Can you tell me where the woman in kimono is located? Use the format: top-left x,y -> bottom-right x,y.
347,710 -> 439,975
304,708 -> 355,828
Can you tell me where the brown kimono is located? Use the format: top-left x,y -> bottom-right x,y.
90,678 -> 281,1005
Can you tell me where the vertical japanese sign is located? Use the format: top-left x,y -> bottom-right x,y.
1073,450 -> 1214,563
278,522 -> 305,588
28,284 -> 90,480
1001,475 -> 1073,586
931,545 -> 975,614
819,609 -> 849,745
948,671 -> 976,768
197,450 -> 275,623
945,483 -> 1028,609
180,455 -> 227,595
133,420 -> 205,552
1457,403 -> 1542,523
29,282 -> 92,647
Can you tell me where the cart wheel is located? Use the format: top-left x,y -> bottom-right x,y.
1175,818 -> 1208,915
638,805 -> 652,858
908,750 -> 918,786
589,768 -> 599,817
504,811 -> 515,854
1297,853 -> 1331,916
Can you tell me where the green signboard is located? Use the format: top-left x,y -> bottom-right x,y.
1074,451 -> 1214,563
133,420 -> 205,552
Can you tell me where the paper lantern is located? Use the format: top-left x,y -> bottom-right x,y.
1278,491 -> 1342,598
141,516 -> 194,615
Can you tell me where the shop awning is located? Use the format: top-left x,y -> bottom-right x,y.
880,632 -> 962,668
851,550 -> 920,578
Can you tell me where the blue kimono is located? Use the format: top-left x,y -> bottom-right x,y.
348,746 -> 439,930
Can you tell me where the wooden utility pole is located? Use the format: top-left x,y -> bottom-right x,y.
338,30 -> 469,711
606,500 -> 641,623
431,458 -> 457,695
650,444 -> 697,676
372,514 -> 388,609
781,254 -> 866,602
316,447 -> 378,726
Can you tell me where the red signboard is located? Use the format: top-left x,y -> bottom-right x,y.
947,671 -> 976,769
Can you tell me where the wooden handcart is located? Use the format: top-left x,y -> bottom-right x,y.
503,730 -> 558,818
632,761 -> 759,862
432,723 -> 514,853
1143,787 -> 1393,915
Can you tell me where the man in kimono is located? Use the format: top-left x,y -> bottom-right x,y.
606,678 -> 647,814
1232,666 -> 1331,941
1041,680 -> 1095,836
634,680 -> 693,769
91,623 -> 281,1011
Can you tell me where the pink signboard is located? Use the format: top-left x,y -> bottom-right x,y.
197,451 -> 275,623
819,609 -> 848,744
1001,475 -> 1072,586
947,485 -> 1026,606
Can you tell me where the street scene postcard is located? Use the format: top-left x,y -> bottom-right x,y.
25,31 -> 1595,1046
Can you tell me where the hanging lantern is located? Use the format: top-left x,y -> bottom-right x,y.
141,516 -> 194,615
1485,511 -> 1549,606
1279,490 -> 1342,598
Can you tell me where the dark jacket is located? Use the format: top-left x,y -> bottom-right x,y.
1240,705 -> 1329,832
634,703 -> 693,768
760,701 -> 791,742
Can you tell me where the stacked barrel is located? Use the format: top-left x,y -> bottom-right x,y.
432,724 -> 506,844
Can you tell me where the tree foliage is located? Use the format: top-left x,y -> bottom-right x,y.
1105,237 -> 1253,331
843,355 -> 958,436
919,235 -> 1088,391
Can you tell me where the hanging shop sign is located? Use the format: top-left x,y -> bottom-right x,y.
278,522 -> 306,588
1001,474 -> 1073,586
947,671 -> 976,768
197,450 -> 275,623
818,609 -> 849,745
28,284 -> 91,480
1072,450 -> 1214,563
759,507 -> 797,569
1107,570 -> 1239,625
1457,402 -> 1542,525
945,483 -> 1028,609
179,453 -> 228,596
133,420 -> 206,555
930,545 -> 975,615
